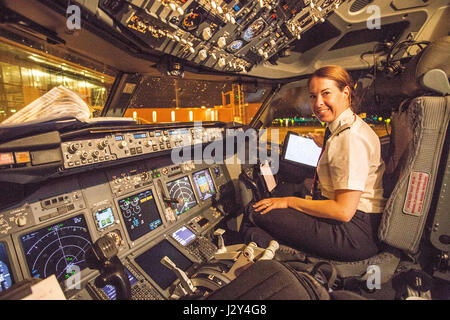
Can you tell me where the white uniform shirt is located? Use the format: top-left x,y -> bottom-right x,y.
317,108 -> 387,213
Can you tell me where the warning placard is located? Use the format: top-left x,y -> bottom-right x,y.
403,171 -> 429,216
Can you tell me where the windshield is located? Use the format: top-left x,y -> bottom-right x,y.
258,76 -> 391,146
125,75 -> 273,125
0,39 -> 115,123
0,35 -> 273,127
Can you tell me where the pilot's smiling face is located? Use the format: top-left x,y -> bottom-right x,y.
309,77 -> 350,124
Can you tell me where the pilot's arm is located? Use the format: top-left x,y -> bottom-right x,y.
255,125 -> 371,222
254,190 -> 362,222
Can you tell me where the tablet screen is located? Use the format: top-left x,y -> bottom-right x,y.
284,134 -> 322,167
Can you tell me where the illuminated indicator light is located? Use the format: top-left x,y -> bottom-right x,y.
0,153 -> 14,166
14,151 -> 31,164
378,117 -> 383,121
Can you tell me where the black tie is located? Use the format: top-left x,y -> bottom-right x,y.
311,127 -> 331,199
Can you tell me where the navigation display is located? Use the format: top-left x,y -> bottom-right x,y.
166,176 -> 197,215
0,242 -> 14,292
118,189 -> 163,242
192,169 -> 216,201
134,239 -> 193,290
20,214 -> 92,283
171,226 -> 196,246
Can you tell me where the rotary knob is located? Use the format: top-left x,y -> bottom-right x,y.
217,36 -> 227,48
68,142 -> 80,154
118,141 -> 127,149
218,57 -> 226,68
15,216 -> 27,227
202,27 -> 212,40
98,139 -> 108,150
198,49 -> 208,61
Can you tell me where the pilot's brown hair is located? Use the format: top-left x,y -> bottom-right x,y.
308,65 -> 353,110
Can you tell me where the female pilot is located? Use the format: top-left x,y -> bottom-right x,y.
243,65 -> 387,261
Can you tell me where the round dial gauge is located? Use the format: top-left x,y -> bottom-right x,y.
182,12 -> 202,31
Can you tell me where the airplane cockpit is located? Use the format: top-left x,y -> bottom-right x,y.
0,0 -> 448,304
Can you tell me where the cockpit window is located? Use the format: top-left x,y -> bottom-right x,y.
0,39 -> 115,123
125,75 -> 272,125
259,78 -> 390,145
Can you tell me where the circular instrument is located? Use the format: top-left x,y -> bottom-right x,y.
182,12 -> 202,31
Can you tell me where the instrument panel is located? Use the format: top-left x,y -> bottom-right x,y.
0,148 -> 232,299
61,126 -> 223,169
97,0 -> 345,72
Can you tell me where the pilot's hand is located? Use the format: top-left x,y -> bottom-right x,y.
308,133 -> 324,148
253,197 -> 289,215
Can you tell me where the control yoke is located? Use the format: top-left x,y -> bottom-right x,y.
85,234 -> 132,300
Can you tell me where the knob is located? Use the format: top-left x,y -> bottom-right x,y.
68,143 -> 80,154
258,48 -> 264,56
80,151 -> 88,159
118,141 -> 127,149
98,139 -> 108,150
16,216 -> 27,227
202,27 -> 212,40
169,3 -> 177,11
198,49 -> 208,61
92,150 -> 100,158
217,36 -> 227,48
218,57 -> 226,68
145,140 -> 152,147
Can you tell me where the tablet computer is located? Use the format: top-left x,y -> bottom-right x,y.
281,131 -> 323,168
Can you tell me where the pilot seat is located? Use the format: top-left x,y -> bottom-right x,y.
209,36 -> 450,299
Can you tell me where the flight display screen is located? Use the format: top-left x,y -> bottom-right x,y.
0,242 -> 14,292
134,239 -> 193,290
171,226 -> 196,246
20,214 -> 92,283
192,169 -> 216,201
166,176 -> 197,215
94,207 -> 115,230
118,189 -> 163,242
